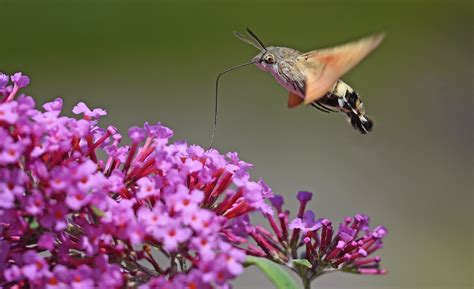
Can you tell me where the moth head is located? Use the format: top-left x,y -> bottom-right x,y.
234,28 -> 276,71
252,50 -> 277,72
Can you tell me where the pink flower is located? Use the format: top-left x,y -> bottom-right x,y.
170,185 -> 204,213
72,102 -> 106,119
0,102 -> 19,124
38,233 -> 55,251
136,177 -> 160,199
40,203 -> 68,231
23,192 -> 45,215
11,72 -> 30,88
21,251 -> 50,281
157,220 -> 193,252
0,183 -> 15,209
289,210 -> 322,233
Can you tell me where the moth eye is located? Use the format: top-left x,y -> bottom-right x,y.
264,55 -> 274,64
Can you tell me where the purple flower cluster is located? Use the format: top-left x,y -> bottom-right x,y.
231,191 -> 387,283
0,72 -> 271,288
0,71 -> 387,289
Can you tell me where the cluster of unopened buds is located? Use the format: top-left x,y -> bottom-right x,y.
232,191 -> 386,287
0,72 -> 386,289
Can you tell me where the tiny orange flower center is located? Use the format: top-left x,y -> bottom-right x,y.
73,275 -> 82,282
48,277 -> 59,285
54,210 -> 62,219
168,229 -> 176,237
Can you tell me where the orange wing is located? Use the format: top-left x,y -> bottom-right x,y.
297,34 -> 384,104
288,92 -> 303,108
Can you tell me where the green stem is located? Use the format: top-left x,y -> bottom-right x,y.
302,276 -> 311,289
295,265 -> 312,289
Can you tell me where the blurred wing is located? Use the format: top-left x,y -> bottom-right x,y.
288,92 -> 303,108
297,33 -> 384,104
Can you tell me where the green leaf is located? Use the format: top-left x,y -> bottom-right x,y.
245,256 -> 300,289
29,218 -> 39,229
91,206 -> 105,217
293,259 -> 312,269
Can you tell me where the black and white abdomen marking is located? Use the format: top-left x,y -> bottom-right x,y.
316,80 -> 374,134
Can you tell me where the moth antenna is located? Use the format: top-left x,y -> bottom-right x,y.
245,28 -> 267,51
208,61 -> 254,149
234,31 -> 264,51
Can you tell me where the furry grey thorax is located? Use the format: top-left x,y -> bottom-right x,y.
252,47 -> 306,97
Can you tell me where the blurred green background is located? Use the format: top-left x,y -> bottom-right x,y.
1,0 -> 472,288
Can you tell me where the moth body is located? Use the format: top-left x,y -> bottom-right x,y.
253,46 -> 373,133
234,29 -> 383,134
319,80 -> 373,134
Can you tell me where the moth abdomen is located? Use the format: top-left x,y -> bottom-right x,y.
341,86 -> 374,134
315,80 -> 374,134
349,112 -> 373,134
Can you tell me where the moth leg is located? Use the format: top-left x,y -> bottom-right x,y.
317,102 -> 337,112
310,101 -> 332,113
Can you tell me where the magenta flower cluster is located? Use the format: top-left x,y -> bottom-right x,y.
0,72 -> 272,288
231,191 -> 387,285
0,72 -> 387,289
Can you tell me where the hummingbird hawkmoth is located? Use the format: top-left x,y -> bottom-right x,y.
209,29 -> 384,148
